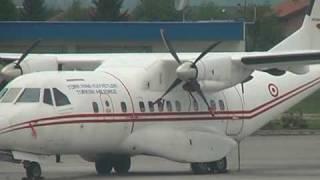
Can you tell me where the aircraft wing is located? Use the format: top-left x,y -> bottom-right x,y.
121,127 -> 236,163
0,53 -> 105,71
237,50 -> 320,74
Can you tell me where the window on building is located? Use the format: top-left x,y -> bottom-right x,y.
121,102 -> 127,112
1,88 -> 22,103
148,101 -> 155,112
16,88 -> 41,103
219,100 -> 225,111
43,88 -> 53,105
166,101 -> 172,112
92,102 -> 99,113
175,101 -> 182,112
53,88 -> 71,106
139,101 -> 146,112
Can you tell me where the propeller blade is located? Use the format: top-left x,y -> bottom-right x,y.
154,78 -> 183,104
160,29 -> 182,65
193,41 -> 222,66
195,85 -> 211,111
15,39 -> 41,68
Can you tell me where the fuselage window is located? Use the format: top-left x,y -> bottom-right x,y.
193,99 -> 199,112
157,101 -> 164,112
175,101 -> 181,112
1,88 -> 22,103
148,101 -> 155,112
121,102 -> 127,112
139,101 -> 146,112
16,88 -> 40,103
166,101 -> 172,112
210,100 -> 216,111
218,100 -> 225,111
92,102 -> 99,113
105,100 -> 110,107
53,88 -> 71,106
43,88 -> 53,105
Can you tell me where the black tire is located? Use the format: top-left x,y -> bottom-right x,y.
26,162 -> 42,179
95,158 -> 112,175
214,157 -> 227,173
113,156 -> 131,174
190,162 -> 211,174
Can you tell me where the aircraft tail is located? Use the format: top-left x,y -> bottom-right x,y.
270,0 -> 320,52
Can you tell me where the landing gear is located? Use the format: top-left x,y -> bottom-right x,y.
113,156 -> 131,174
22,161 -> 42,180
190,157 -> 227,174
95,158 -> 113,175
214,157 -> 227,173
95,155 -> 131,175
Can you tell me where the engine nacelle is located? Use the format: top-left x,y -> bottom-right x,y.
197,56 -> 253,92
1,55 -> 58,80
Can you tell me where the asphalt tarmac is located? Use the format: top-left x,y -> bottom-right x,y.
1,135 -> 320,180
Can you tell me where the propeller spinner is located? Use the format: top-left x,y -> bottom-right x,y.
154,29 -> 221,112
0,40 -> 41,81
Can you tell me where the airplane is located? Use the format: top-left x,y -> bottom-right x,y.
0,0 -> 319,179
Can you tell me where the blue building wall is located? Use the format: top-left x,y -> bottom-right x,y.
0,21 -> 244,42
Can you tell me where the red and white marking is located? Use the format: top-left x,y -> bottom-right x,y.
268,83 -> 279,97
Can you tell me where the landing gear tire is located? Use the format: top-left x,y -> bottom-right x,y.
213,157 -> 227,173
95,158 -> 112,175
23,161 -> 42,180
113,156 -> 131,174
190,162 -> 213,174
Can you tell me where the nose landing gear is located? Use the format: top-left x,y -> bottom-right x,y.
22,161 -> 43,180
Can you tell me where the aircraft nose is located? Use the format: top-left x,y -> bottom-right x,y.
0,115 -> 10,132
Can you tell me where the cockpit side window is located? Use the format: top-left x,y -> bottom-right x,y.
1,88 -> 22,103
43,88 -> 53,105
17,88 -> 41,103
53,88 -> 71,106
0,88 -> 8,100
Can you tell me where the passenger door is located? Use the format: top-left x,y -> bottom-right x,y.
225,87 -> 244,136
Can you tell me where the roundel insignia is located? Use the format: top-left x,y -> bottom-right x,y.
268,83 -> 279,97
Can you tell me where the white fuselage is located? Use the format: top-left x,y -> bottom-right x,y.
0,61 -> 319,157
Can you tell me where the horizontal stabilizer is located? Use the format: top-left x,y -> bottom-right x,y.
238,51 -> 320,74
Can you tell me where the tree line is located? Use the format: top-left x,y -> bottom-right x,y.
0,0 -> 283,51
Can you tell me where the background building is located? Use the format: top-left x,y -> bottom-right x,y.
0,21 -> 245,53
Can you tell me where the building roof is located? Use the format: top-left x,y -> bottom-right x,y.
274,0 -> 310,18
0,21 -> 244,42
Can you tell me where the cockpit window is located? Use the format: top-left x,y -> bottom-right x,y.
43,88 -> 53,105
1,88 -> 22,103
53,88 -> 71,106
0,88 -> 8,100
16,88 -> 41,103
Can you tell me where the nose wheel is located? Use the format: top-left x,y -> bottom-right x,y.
22,161 -> 43,180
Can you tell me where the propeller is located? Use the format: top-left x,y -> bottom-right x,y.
154,29 -> 221,112
14,39 -> 41,71
0,40 -> 41,81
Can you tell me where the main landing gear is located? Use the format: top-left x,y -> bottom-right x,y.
190,157 -> 227,174
22,161 -> 43,180
95,155 -> 131,175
